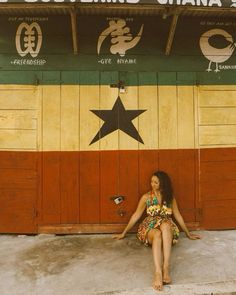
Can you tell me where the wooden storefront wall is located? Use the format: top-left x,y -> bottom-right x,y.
0,13 -> 236,233
1,79 -> 236,233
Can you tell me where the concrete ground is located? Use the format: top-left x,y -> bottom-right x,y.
0,230 -> 236,295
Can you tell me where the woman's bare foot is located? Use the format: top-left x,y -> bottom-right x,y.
163,266 -> 171,284
153,271 -> 163,291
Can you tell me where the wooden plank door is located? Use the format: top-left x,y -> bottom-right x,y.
197,86 -> 236,229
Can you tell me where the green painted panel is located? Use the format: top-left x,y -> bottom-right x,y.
79,71 -> 100,85
138,72 -> 157,85
0,15 -> 236,85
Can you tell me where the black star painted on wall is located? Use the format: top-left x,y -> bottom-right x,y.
90,96 -> 146,145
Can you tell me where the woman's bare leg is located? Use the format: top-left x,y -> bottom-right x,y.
147,229 -> 163,291
160,222 -> 173,284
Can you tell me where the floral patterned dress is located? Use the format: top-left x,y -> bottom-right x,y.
137,191 -> 179,246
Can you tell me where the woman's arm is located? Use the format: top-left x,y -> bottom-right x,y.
172,198 -> 201,240
113,194 -> 147,240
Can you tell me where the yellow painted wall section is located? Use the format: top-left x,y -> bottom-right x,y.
0,85 -> 39,151
1,84 -> 236,151
198,86 -> 236,147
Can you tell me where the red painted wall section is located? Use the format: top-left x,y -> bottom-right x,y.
0,152 -> 39,233
1,148 -> 236,233
200,148 -> 236,229
39,150 -> 197,226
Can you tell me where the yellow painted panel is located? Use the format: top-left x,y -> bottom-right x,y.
158,86 -> 178,149
199,125 -> 236,146
99,85 -> 119,151
0,130 -> 37,150
200,108 -> 236,125
177,86 -> 195,148
61,85 -> 79,151
0,110 -> 37,130
42,86 -> 61,151
194,86 -> 200,148
199,85 -> 236,91
80,85 -> 100,151
139,85 -> 158,150
119,86 -> 139,150
199,91 -> 236,107
0,89 -> 39,110
0,85 -> 37,91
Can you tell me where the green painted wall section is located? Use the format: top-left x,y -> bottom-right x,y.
0,15 -> 236,85
0,70 -> 236,85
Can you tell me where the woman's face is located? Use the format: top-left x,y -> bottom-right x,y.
151,175 -> 160,191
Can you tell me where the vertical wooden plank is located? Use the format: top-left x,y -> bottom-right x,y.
119,72 -> 139,150
60,152 -> 79,224
138,72 -> 158,150
99,71 -> 119,150
0,151 -> 38,233
41,152 -> 61,224
79,151 -> 100,223
42,85 -> 61,151
79,72 -> 100,151
159,149 -> 196,223
118,150 -> 139,223
61,85 -> 80,151
100,151 -> 119,223
177,86 -> 195,148
158,85 -> 178,149
138,150 -> 159,197
176,149 -> 196,222
100,72 -> 120,223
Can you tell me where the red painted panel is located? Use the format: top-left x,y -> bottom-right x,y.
200,148 -> 236,229
41,152 -> 61,224
0,151 -> 38,169
200,147 -> 236,162
0,151 -> 38,233
60,152 -> 79,223
118,150 -> 139,223
201,180 -> 236,201
138,150 -> 159,196
0,168 -> 37,189
159,150 -> 196,222
202,200 -> 236,229
79,151 -> 100,223
176,150 -> 196,222
100,151 -> 119,223
200,161 -> 236,182
0,189 -> 37,233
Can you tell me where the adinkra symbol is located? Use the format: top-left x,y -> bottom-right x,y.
199,28 -> 236,72
15,22 -> 42,58
97,19 -> 144,57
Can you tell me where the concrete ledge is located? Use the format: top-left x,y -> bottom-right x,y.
95,280 -> 236,295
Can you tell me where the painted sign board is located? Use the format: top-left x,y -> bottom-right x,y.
0,0 -> 236,9
0,15 -> 236,84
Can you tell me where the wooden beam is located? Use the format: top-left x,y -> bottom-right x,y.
70,9 -> 78,55
165,12 -> 179,56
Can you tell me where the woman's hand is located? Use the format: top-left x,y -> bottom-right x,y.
186,232 -> 201,240
112,233 -> 126,240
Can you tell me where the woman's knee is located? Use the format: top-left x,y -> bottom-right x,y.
148,229 -> 162,244
160,221 -> 172,232
152,229 -> 162,241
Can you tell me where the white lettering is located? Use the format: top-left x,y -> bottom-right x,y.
182,0 -> 195,5
98,58 -> 112,64
156,0 -> 168,4
209,0 -> 222,6
196,0 -> 208,5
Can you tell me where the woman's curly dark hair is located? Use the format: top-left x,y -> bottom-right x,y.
153,171 -> 174,206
